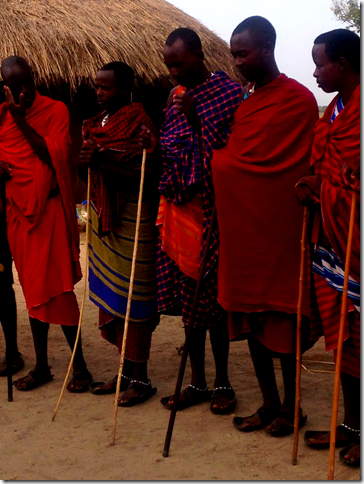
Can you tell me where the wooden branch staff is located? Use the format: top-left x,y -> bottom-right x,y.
111,149 -> 147,445
292,206 -> 309,465
52,167 -> 91,421
163,204 -> 217,458
328,190 -> 357,480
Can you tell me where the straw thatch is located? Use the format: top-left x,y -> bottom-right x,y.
1,0 -> 240,91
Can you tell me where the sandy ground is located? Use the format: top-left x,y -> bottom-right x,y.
0,233 -> 360,481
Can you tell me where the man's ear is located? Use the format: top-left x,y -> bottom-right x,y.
196,50 -> 205,63
338,56 -> 348,72
263,41 -> 275,58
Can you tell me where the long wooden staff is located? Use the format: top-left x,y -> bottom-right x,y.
111,149 -> 147,445
292,206 -> 309,465
52,167 -> 91,421
328,190 -> 357,480
163,204 -> 217,458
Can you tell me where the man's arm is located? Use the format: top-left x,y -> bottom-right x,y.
4,87 -> 53,169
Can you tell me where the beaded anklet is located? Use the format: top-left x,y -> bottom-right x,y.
188,384 -> 208,392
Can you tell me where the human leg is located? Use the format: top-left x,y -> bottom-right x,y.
61,324 -> 92,392
118,322 -> 157,406
233,335 -> 281,431
209,321 -> 235,413
14,317 -> 53,390
265,353 -> 307,436
0,281 -> 23,376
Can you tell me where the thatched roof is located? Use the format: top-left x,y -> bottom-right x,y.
1,0 -> 240,90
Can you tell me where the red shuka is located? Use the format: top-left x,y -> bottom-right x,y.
0,92 -> 81,325
211,74 -> 318,315
311,85 -> 360,281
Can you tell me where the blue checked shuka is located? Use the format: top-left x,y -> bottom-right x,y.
313,244 -> 360,312
157,71 -> 241,326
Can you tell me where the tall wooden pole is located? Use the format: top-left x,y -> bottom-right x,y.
327,191 -> 357,480
292,206 -> 309,465
52,167 -> 91,421
111,149 -> 147,445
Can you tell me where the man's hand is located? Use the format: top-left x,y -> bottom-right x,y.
0,161 -> 12,181
79,139 -> 98,166
341,163 -> 360,192
173,92 -> 200,128
295,175 -> 321,206
138,125 -> 152,150
4,86 -> 26,119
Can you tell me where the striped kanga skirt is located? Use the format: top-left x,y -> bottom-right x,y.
88,195 -> 159,361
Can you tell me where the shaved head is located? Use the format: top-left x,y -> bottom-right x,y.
1,55 -> 31,81
1,55 -> 36,107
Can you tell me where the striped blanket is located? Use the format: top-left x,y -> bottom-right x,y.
89,196 -> 158,325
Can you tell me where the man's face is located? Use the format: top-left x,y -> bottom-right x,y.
312,43 -> 342,93
95,70 -> 126,111
163,39 -> 202,88
3,65 -> 36,108
230,30 -> 267,82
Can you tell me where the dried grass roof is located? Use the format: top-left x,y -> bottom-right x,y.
1,0 -> 240,90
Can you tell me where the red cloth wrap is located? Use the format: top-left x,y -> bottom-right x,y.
211,74 -> 318,318
82,103 -> 155,237
0,92 -> 81,325
309,86 -> 360,378
310,85 -> 360,281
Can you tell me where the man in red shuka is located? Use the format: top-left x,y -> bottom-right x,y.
0,56 -> 91,392
296,29 -> 360,468
211,16 -> 318,437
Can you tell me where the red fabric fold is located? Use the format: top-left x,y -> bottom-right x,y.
82,103 -> 155,236
310,85 -> 360,281
0,92 -> 81,314
211,74 -> 318,315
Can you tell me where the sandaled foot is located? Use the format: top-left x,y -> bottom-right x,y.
161,384 -> 213,411
339,442 -> 360,467
265,408 -> 307,437
118,379 -> 157,407
304,424 -> 359,449
211,386 -> 236,415
67,369 -> 92,393
233,406 -> 281,432
0,353 -> 24,377
14,367 -> 53,391
89,374 -> 130,395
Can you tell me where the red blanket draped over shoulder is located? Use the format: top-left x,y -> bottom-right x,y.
82,103 -> 155,237
211,74 -> 318,314
311,85 -> 360,281
0,92 -> 81,322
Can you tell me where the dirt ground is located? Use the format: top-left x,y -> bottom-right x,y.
0,233 -> 360,481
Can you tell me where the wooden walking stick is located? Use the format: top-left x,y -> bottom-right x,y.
163,204 -> 217,458
292,206 -> 309,465
111,149 -> 147,445
52,167 -> 91,421
327,190 -> 357,480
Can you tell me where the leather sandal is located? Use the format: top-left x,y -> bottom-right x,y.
265,408 -> 307,437
161,385 -> 213,411
233,406 -> 280,432
210,386 -> 236,415
304,424 -> 359,449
